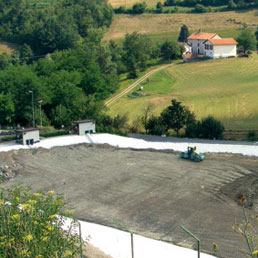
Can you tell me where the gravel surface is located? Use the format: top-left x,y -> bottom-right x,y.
2,143 -> 258,258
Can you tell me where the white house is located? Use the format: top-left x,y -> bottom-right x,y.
203,38 -> 237,58
187,32 -> 221,55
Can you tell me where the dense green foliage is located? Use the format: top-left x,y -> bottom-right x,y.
237,28 -> 257,52
0,186 -> 80,257
178,24 -> 189,42
161,40 -> 184,60
0,38 -> 119,127
0,0 -> 113,54
161,99 -> 195,135
185,116 -> 225,139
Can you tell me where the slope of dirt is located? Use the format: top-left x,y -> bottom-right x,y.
1,144 -> 258,258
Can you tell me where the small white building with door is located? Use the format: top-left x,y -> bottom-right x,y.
73,120 -> 96,135
16,128 -> 40,145
203,38 -> 237,58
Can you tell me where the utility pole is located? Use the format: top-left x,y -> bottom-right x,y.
28,91 -> 35,127
38,100 -> 43,128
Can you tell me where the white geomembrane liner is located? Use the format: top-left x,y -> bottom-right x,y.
0,133 -> 257,157
61,217 -> 215,258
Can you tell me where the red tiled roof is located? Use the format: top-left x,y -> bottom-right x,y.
183,53 -> 192,59
188,32 -> 217,40
207,38 -> 237,45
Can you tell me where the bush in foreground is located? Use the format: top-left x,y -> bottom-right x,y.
0,186 -> 80,257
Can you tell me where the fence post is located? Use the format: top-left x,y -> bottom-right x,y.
181,225 -> 200,258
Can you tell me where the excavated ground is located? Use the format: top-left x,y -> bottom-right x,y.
1,143 -> 258,258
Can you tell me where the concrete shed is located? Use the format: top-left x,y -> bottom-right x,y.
73,120 -> 96,135
16,128 -> 40,145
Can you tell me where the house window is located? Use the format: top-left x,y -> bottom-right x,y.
210,45 -> 213,50
205,44 -> 209,50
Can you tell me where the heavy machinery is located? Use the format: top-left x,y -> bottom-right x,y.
180,146 -> 204,162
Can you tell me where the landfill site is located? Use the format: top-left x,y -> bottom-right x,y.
1,142 -> 258,258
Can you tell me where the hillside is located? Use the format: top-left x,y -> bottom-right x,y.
104,10 -> 258,41
107,53 -> 258,131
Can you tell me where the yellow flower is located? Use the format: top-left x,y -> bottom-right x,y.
40,236 -> 48,242
252,250 -> 258,255
20,203 -> 30,210
20,249 -> 29,255
64,250 -> 73,257
32,220 -> 38,225
0,199 -> 4,205
23,234 -> 33,241
46,225 -> 54,231
35,255 -> 43,258
15,197 -> 20,201
48,214 -> 57,219
11,214 -> 19,220
65,209 -> 75,215
27,199 -> 37,205
47,190 -> 55,194
33,192 -> 42,197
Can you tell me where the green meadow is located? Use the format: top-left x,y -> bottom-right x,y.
107,53 -> 258,131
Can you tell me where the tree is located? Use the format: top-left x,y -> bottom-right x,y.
146,116 -> 166,135
161,99 -> 195,136
178,24 -> 189,42
0,93 -> 14,125
156,2 -> 163,13
131,2 -> 147,14
123,32 -> 154,77
141,103 -> 154,133
227,0 -> 237,9
237,28 -> 257,53
161,40 -> 184,60
199,116 -> 224,139
164,0 -> 177,6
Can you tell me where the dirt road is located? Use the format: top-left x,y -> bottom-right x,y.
2,144 -> 258,258
105,64 -> 174,107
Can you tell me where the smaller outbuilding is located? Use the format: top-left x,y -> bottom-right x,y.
73,120 -> 96,135
16,128 -> 40,145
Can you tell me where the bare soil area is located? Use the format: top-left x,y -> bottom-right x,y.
1,143 -> 258,258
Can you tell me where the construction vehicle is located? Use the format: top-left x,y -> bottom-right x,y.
180,146 -> 204,162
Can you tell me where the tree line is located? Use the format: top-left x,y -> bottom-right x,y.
114,0 -> 258,14
0,29 -> 184,129
0,0 -> 113,55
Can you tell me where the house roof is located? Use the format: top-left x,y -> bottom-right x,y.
187,32 -> 217,40
73,119 -> 95,124
16,128 -> 39,133
206,38 -> 237,45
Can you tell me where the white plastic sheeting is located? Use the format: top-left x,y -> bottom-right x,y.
0,133 -> 258,157
61,217 -> 215,258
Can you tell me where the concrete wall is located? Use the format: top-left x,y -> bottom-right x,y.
22,131 -> 40,145
213,44 -> 237,58
78,122 -> 96,135
204,43 -> 237,58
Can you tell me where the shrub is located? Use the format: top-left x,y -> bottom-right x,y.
247,131 -> 257,141
131,2 -> 147,14
199,116 -> 224,139
0,135 -> 16,143
40,130 -> 69,138
0,186 -> 80,257
146,116 -> 166,135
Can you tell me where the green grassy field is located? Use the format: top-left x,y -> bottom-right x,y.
107,53 -> 258,131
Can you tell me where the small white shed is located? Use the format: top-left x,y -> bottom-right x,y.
73,120 -> 96,135
16,128 -> 40,145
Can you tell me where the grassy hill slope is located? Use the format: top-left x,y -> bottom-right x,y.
107,54 -> 258,131
104,10 -> 258,41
